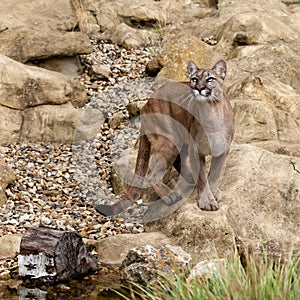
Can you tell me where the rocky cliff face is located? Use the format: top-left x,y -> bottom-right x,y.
0,0 -> 299,262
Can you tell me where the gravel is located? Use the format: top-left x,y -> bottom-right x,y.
0,40 -> 160,240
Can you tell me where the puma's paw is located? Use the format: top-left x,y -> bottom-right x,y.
162,191 -> 182,205
214,189 -> 222,202
198,198 -> 219,211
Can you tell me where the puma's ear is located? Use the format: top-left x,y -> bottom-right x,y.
187,61 -> 198,77
213,60 -> 227,80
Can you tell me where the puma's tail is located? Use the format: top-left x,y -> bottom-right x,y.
95,134 -> 151,217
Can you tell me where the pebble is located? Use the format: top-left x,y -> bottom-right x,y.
0,40 -> 157,244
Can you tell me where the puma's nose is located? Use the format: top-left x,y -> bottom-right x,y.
199,87 -> 211,97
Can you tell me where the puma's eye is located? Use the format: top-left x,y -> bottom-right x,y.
191,77 -> 198,83
206,77 -> 216,83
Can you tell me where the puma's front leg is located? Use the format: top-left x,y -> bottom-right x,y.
208,152 -> 227,202
190,151 -> 218,211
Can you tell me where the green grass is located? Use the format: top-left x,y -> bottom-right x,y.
116,250 -> 300,300
283,1 -> 300,5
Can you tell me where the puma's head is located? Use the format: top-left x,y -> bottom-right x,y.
187,60 -> 227,103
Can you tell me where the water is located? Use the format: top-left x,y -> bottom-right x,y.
0,271 -> 129,300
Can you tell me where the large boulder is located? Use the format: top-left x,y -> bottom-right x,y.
0,160 -> 15,205
111,144 -> 300,262
0,54 -> 88,144
146,145 -> 300,261
156,36 -> 217,82
0,0 -> 91,63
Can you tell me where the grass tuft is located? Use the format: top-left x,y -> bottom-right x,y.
116,249 -> 300,300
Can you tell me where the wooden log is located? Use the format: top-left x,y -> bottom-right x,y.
18,226 -> 98,283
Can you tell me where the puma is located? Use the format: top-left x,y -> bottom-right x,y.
95,60 -> 234,217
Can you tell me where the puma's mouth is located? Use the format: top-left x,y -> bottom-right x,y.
192,88 -> 209,100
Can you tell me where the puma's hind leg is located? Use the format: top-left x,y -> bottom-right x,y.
124,134 -> 151,201
146,137 -> 181,205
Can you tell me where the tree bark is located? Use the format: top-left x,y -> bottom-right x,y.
18,226 -> 98,283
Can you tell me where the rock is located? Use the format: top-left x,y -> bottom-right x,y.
232,100 -> 278,143
0,106 -> 23,145
0,234 -> 23,260
21,103 -> 80,144
85,0 -> 167,32
157,36 -> 216,81
111,23 -> 159,49
0,0 -> 92,62
108,111 -> 126,129
216,12 -> 297,55
120,244 -> 191,285
189,258 -> 226,281
36,56 -> 83,78
146,202 -> 234,263
226,43 -> 300,93
73,107 -> 105,143
146,57 -> 162,77
112,144 -> 300,262
0,160 -> 16,205
0,54 -> 87,110
221,144 -> 300,248
97,232 -> 173,265
85,0 -> 216,33
126,100 -> 147,118
90,64 -> 111,80
0,54 -> 88,144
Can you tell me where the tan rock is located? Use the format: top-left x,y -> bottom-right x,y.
111,23 -> 159,49
0,160 -> 15,205
21,103 -> 80,144
0,234 -> 22,259
228,76 -> 300,120
0,106 -> 22,145
0,0 -> 92,62
0,54 -> 87,110
97,232 -> 173,265
157,36 -> 216,82
221,144 -> 300,248
216,12 -> 296,56
227,43 -> 300,93
111,144 -> 300,262
232,100 -> 277,143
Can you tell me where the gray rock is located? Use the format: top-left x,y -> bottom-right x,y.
120,244 -> 191,285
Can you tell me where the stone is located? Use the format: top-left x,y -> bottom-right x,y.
232,100 -> 278,143
216,12 -> 297,56
0,234 -> 23,260
112,144 -> 300,262
189,258 -> 226,281
0,0 -> 92,62
97,232 -> 173,265
0,106 -> 23,145
111,23 -> 159,49
73,107 -> 105,143
157,36 -> 216,82
120,244 -> 191,285
90,64 -> 111,80
0,54 -> 89,145
126,100 -> 147,118
0,160 -> 16,205
36,56 -> 83,78
0,54 -> 87,110
226,43 -> 300,93
21,103 -> 80,144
